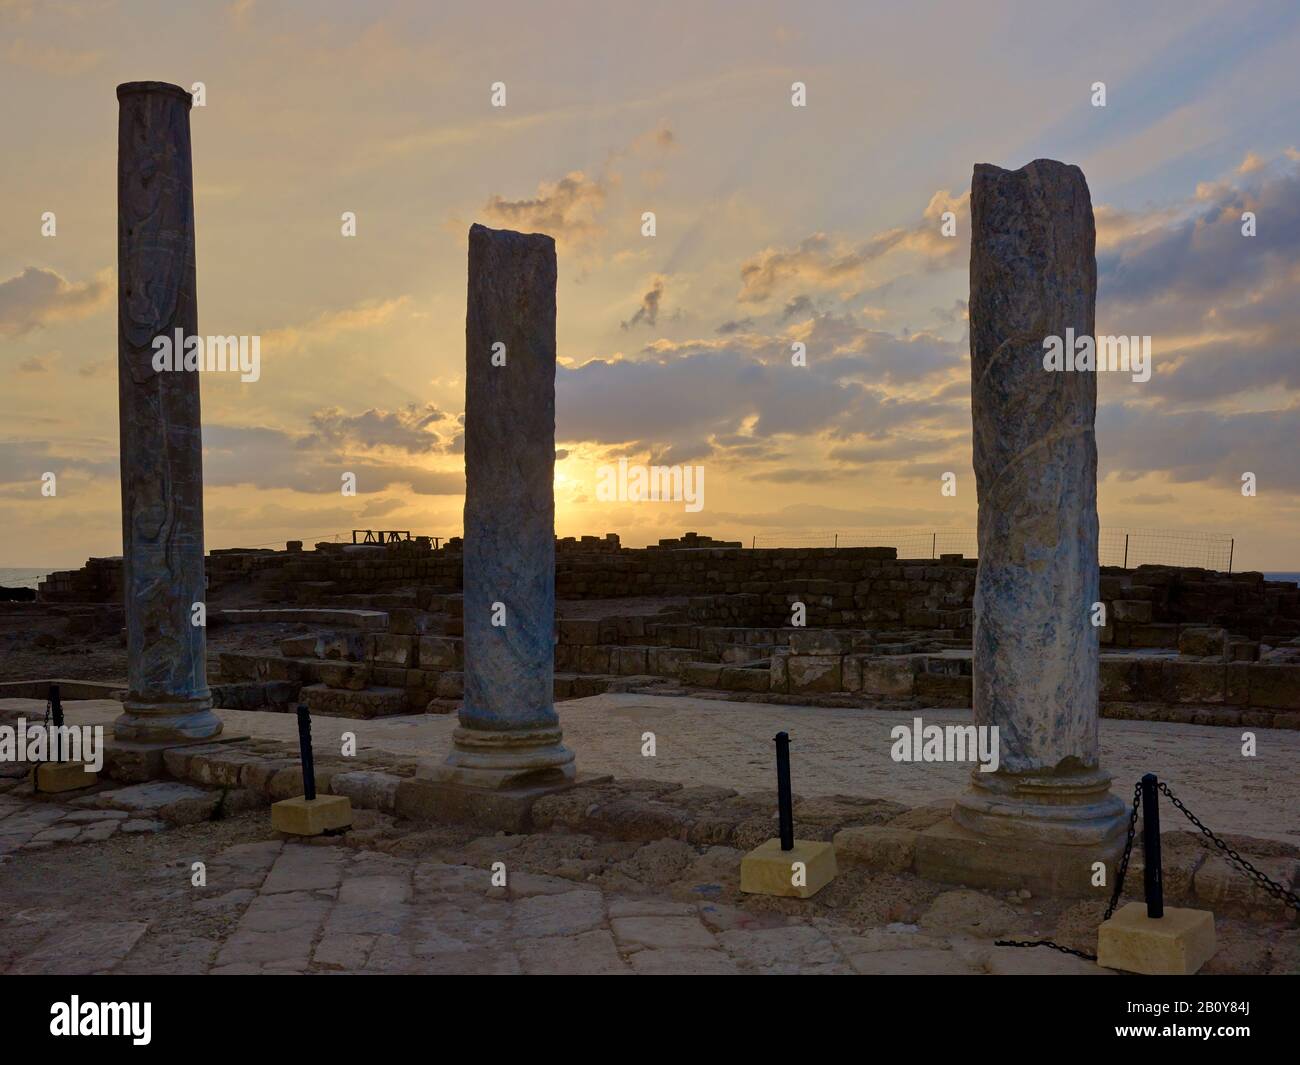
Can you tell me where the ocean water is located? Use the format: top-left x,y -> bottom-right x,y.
1263,572 -> 1300,584
0,568 -> 56,590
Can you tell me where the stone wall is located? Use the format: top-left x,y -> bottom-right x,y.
35,540 -> 1300,647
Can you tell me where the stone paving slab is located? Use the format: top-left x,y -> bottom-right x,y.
2,696 -> 1294,843
1,814 -> 1294,975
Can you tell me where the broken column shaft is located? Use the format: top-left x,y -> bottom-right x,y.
114,81 -> 221,743
954,158 -> 1123,848
431,223 -> 573,789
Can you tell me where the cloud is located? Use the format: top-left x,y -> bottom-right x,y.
202,419 -> 462,496
303,403 -> 449,454
1097,401 -> 1300,493
558,323 -> 965,464
483,170 -> 608,246
738,233 -> 865,303
0,440 -> 116,486
18,351 -> 56,373
0,267 -> 110,337
781,295 -> 815,321
715,317 -> 755,335
736,190 -> 969,303
264,296 -> 409,354
621,276 -> 665,330
1097,153 -> 1300,402
5,38 -> 102,74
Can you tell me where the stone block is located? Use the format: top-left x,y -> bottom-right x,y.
718,666 -> 769,692
271,794 -> 352,836
330,771 -> 401,814
1178,626 -> 1227,659
1127,623 -> 1179,649
436,672 -> 464,699
578,646 -> 611,673
833,825 -> 917,873
681,662 -> 722,687
368,633 -> 414,667
650,647 -> 696,677
317,661 -> 371,691
612,647 -> 649,675
278,635 -> 317,657
1163,660 -> 1225,704
557,618 -> 601,645
787,655 -> 842,693
315,633 -> 366,661
914,673 -> 972,703
788,630 -> 849,655
1249,665 -> 1300,710
913,817 -> 1123,897
1112,600 -> 1152,623
1096,903 -> 1215,975
841,654 -> 863,692
301,684 -> 407,719
33,761 -> 96,793
740,838 -> 837,898
860,657 -> 914,697
417,636 -> 461,669
769,651 -> 789,693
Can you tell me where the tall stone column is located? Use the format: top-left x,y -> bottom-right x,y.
114,82 -> 221,743
956,158 -> 1124,845
430,223 -> 573,790
915,160 -> 1125,895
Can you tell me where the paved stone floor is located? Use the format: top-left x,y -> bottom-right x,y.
5,694 -> 1295,843
2,694 -> 1294,975
0,790 -> 1129,976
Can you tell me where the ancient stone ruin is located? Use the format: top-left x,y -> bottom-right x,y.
0,102 -> 1295,978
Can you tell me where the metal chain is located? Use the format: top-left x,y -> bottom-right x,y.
992,938 -> 1099,961
1104,781 -> 1143,921
1158,781 -> 1300,911
32,694 -> 54,795
993,782 -> 1141,962
997,776 -> 1300,962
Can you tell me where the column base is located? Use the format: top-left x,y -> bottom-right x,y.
952,765 -> 1128,846
424,725 -> 575,790
113,694 -> 224,745
914,766 -> 1129,897
914,816 -> 1125,897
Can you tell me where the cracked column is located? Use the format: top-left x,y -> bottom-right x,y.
429,223 -> 574,791
114,82 -> 222,743
916,160 -> 1125,894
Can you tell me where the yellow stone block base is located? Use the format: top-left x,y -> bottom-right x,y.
271,794 -> 352,836
1097,902 -> 1216,974
740,838 -> 837,898
33,761 -> 96,793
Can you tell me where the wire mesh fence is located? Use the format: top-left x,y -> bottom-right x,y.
749,527 -> 1235,571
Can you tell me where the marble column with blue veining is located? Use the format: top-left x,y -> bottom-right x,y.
430,223 -> 573,789
955,159 -> 1122,844
114,82 -> 222,742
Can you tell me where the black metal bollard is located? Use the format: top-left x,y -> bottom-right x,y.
1141,772 -> 1163,919
296,704 -> 316,802
49,683 -> 63,763
775,731 -> 794,851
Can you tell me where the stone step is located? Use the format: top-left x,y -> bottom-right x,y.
212,607 -> 387,630
300,683 -> 408,719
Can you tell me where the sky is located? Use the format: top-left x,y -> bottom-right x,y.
1,0 -> 1298,569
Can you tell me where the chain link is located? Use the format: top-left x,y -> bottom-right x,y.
996,775 -> 1298,963
1158,781 -> 1300,911
1104,781 -> 1143,921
